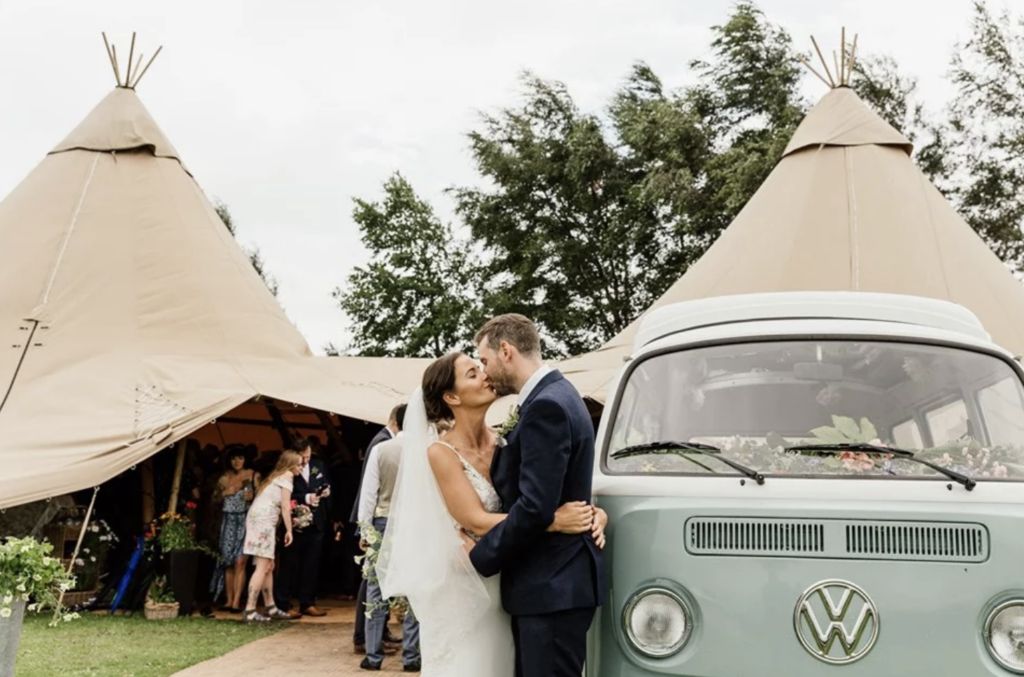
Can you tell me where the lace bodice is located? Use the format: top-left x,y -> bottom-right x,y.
436,441 -> 501,514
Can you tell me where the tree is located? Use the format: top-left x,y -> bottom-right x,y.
927,1 -> 1024,272
333,173 -> 481,357
453,2 -> 807,356
213,200 -> 280,296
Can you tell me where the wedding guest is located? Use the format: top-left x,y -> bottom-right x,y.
352,405 -> 404,653
241,450 -> 302,623
275,437 -> 332,618
210,445 -> 259,613
359,406 -> 420,672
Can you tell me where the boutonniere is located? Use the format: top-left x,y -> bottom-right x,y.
311,466 -> 322,478
496,405 -> 520,441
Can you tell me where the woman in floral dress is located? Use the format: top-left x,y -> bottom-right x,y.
241,450 -> 301,623
211,447 -> 260,612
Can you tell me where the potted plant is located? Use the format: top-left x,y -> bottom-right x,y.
143,575 -> 179,621
0,536 -> 79,677
148,503 -> 217,616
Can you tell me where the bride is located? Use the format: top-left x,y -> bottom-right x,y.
377,352 -> 607,676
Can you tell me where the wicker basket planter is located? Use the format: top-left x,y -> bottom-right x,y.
144,600 -> 180,621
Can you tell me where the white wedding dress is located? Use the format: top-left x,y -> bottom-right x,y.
377,390 -> 515,677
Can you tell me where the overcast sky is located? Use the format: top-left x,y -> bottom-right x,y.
0,0 -> 984,353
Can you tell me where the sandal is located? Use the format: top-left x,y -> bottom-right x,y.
242,609 -> 271,623
265,606 -> 293,621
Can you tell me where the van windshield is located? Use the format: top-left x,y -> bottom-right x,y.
604,340 -> 1024,480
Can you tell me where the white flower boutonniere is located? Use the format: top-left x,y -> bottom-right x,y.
311,466 -> 322,478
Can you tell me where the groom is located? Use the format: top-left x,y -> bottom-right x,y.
470,314 -> 605,677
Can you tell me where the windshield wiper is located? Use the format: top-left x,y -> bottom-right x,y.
784,442 -> 976,491
610,441 -> 765,485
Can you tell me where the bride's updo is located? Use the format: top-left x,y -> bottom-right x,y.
422,352 -> 462,423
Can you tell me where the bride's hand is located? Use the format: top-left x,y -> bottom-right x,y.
458,528 -> 476,556
591,506 -> 608,549
549,501 -> 593,534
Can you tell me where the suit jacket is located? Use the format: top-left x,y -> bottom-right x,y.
349,426 -> 393,523
294,456 -> 331,534
469,370 -> 606,617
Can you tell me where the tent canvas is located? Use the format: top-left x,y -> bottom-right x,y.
0,83 -> 428,509
560,87 -> 1024,401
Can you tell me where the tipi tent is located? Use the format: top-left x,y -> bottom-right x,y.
560,85 -> 1024,401
0,44 -> 427,509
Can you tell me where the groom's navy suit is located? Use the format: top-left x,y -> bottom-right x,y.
470,369 -> 605,677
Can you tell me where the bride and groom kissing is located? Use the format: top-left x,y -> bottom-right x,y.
375,313 -> 607,677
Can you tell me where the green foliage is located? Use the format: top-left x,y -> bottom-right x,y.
809,415 -> 880,444
927,1 -> 1024,272
213,199 -> 280,297
146,576 -> 176,604
0,536 -> 78,625
336,1 -> 1024,357
334,173 -> 482,357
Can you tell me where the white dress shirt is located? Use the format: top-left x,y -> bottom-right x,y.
357,431 -> 403,528
517,364 -> 553,407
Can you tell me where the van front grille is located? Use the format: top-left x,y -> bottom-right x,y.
685,517 -> 989,562
844,522 -> 988,562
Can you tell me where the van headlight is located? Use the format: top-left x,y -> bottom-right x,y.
985,600 -> 1024,673
622,588 -> 691,657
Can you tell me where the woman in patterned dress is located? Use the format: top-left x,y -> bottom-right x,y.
211,446 -> 260,612
241,450 -> 301,623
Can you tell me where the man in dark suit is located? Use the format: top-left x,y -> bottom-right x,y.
275,436 -> 332,618
470,314 -> 605,677
351,406 -> 403,653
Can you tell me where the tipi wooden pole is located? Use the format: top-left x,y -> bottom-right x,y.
167,439 -> 187,516
57,487 -> 99,608
131,46 -> 163,89
797,56 -> 833,88
101,33 -> 120,86
111,45 -> 123,89
140,458 -> 155,525
848,34 -> 859,84
841,27 -> 847,86
129,54 -> 144,88
124,32 -> 137,88
810,36 -> 835,87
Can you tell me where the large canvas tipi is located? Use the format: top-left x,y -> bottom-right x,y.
0,40 -> 426,509
561,73 -> 1024,401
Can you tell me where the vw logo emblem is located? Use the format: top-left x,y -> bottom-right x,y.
794,579 -> 879,665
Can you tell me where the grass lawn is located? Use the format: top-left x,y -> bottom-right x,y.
15,612 -> 285,677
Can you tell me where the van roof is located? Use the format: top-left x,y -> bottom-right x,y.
634,292 -> 990,350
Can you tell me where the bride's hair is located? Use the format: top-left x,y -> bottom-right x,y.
422,352 -> 462,423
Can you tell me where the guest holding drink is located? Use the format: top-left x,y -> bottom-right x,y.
211,445 -> 260,613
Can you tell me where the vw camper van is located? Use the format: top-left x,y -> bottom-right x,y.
589,292 -> 1024,676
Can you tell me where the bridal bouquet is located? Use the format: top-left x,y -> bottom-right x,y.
291,502 -> 313,530
355,522 -> 408,618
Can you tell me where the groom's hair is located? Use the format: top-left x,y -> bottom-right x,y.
474,314 -> 541,358
394,403 -> 408,431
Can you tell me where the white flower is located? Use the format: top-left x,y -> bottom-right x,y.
42,557 -> 53,566
90,525 -> 100,533
33,574 -> 41,582
59,582 -> 71,592
2,595 -> 11,605
90,556 -> 97,563
82,548 -> 90,554
0,608 -> 10,619
27,604 -> 38,612
74,558 -> 85,567
15,584 -> 26,593
20,545 -> 30,553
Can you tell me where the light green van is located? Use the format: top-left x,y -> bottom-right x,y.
589,292 -> 1024,676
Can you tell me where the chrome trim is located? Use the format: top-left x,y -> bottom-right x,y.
621,587 -> 691,658
984,599 -> 1024,674
793,579 -> 880,665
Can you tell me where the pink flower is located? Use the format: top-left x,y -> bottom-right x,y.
840,452 -> 875,471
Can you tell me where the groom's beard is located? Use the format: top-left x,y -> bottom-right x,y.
487,371 -> 518,398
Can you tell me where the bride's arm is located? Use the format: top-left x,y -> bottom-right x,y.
427,444 -> 602,538
427,443 -> 505,536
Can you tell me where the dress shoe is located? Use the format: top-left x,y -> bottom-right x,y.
284,610 -> 301,620
403,660 -> 421,672
301,605 -> 327,617
359,657 -> 381,671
